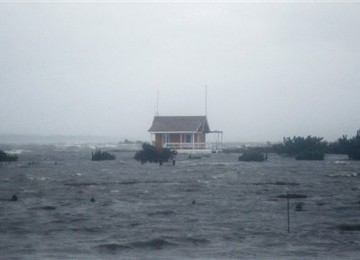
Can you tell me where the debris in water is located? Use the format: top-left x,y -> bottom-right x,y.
278,194 -> 307,199
11,194 -> 18,201
336,224 -> 360,231
42,206 -> 56,210
295,202 -> 305,211
129,222 -> 141,228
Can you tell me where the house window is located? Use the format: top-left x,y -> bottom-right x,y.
162,134 -> 170,144
184,134 -> 192,143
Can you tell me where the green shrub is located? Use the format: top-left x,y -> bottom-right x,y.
91,149 -> 115,161
134,143 -> 177,165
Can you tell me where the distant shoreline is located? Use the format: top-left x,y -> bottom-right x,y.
0,134 -> 123,144
0,134 -> 276,146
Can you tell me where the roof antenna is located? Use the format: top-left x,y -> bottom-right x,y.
205,85 -> 208,117
156,90 -> 159,116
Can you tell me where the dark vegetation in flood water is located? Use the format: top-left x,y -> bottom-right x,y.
272,136 -> 326,160
0,150 -> 18,162
336,224 -> 360,231
238,150 -> 267,162
278,194 -> 307,199
327,130 -> 360,160
225,129 -> 360,161
274,129 -> 360,160
91,149 -> 115,161
295,150 -> 325,160
134,143 -> 177,166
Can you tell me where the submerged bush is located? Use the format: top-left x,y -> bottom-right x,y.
0,150 -> 18,162
336,224 -> 360,231
320,129 -> 360,160
134,143 -> 177,165
295,150 -> 324,160
347,130 -> 360,160
238,151 -> 267,162
223,147 -> 245,154
273,136 -> 325,160
91,149 -> 115,161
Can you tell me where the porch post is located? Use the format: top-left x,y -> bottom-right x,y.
221,132 -> 223,148
192,133 -> 195,150
180,133 -> 182,149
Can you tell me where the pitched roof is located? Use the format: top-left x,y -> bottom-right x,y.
148,116 -> 210,133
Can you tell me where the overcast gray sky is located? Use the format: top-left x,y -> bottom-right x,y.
1,1 -> 360,142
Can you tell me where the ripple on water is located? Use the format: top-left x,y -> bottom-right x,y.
96,243 -> 132,253
176,236 -> 209,246
2,147 -> 360,259
147,210 -> 176,217
30,206 -> 56,210
95,238 -> 177,253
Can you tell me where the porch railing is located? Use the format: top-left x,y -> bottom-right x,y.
163,142 -> 222,152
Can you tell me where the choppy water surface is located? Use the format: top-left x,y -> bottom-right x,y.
0,144 -> 359,259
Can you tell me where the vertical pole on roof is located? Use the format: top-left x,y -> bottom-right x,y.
205,85 -> 208,151
156,90 -> 159,116
205,85 -> 208,116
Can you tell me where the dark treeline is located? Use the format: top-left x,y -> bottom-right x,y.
134,143 -> 177,165
0,150 -> 18,162
326,130 -> 360,160
273,129 -> 360,160
224,129 -> 360,161
272,136 -> 326,160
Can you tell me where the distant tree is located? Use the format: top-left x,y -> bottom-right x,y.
271,143 -> 285,154
326,135 -> 350,154
0,150 -> 18,162
134,143 -> 177,166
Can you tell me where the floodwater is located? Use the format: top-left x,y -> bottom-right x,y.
0,143 -> 359,259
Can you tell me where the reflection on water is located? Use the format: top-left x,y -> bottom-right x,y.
0,144 -> 359,259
